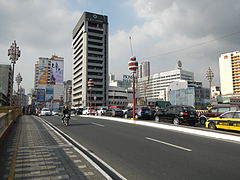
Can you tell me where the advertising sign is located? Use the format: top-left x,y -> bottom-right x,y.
38,66 -> 48,84
50,60 -> 64,85
36,89 -> 45,102
45,87 -> 54,101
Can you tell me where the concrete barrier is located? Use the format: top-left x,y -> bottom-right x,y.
0,107 -> 22,146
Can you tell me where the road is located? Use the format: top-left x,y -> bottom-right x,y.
41,115 -> 240,180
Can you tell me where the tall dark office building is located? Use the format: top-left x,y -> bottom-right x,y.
72,12 -> 109,107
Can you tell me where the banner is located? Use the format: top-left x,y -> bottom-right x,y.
36,89 -> 45,102
45,87 -> 54,101
50,60 -> 64,84
38,66 -> 48,84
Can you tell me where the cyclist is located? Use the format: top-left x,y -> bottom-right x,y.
62,106 -> 70,124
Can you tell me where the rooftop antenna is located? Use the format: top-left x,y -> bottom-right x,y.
129,36 -> 134,56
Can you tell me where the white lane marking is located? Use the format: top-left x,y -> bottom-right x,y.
146,137 -> 192,152
91,122 -> 105,127
36,116 -> 126,180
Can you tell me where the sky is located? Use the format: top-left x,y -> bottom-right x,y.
1,0 -> 240,93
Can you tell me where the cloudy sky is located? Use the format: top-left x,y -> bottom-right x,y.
1,0 -> 240,93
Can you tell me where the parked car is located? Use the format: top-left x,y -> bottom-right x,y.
39,108 -> 52,116
199,105 -> 240,125
52,110 -> 59,116
75,108 -> 83,115
104,108 -> 124,117
124,106 -> 153,119
206,111 -> 240,131
97,107 -> 108,116
154,105 -> 198,126
82,107 -> 96,115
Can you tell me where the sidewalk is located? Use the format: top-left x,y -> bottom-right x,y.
0,115 -> 108,180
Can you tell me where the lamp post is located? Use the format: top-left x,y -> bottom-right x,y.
206,67 -> 214,105
8,40 -> 21,106
128,56 -> 138,120
88,79 -> 94,115
15,73 -> 23,106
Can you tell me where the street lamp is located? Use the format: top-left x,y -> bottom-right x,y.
128,56 -> 138,120
8,40 -> 21,106
88,79 -> 94,115
15,73 -> 22,107
206,67 -> 214,105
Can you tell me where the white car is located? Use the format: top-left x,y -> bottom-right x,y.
97,107 -> 108,116
39,108 -> 52,116
82,107 -> 96,115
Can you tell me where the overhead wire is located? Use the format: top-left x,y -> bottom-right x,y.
141,30 -> 240,60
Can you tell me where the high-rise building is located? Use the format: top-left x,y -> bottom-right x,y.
34,55 -> 64,105
138,61 -> 150,78
219,51 -> 240,95
0,64 -> 12,106
72,12 -> 109,107
138,62 -> 194,102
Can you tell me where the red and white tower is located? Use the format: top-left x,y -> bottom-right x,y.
128,56 -> 138,120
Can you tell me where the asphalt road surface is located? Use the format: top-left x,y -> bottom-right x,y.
41,115 -> 240,180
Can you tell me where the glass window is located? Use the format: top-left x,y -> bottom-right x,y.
221,112 -> 235,118
233,112 -> 240,118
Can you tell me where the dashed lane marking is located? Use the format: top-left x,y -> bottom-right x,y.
91,122 -> 105,127
146,137 -> 192,152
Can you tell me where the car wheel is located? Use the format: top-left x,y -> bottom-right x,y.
173,118 -> 179,125
124,114 -> 128,119
208,122 -> 217,130
155,116 -> 160,122
200,117 -> 206,125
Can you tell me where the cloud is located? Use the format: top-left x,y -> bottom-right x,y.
0,0 -> 82,92
110,0 -> 240,87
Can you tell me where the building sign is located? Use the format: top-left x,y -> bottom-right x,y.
123,74 -> 132,82
50,60 -> 64,85
38,66 -> 48,84
45,87 -> 54,101
36,89 -> 45,102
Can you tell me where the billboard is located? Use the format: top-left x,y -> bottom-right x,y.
50,60 -> 64,85
45,87 -> 54,101
38,66 -> 48,84
36,89 -> 45,102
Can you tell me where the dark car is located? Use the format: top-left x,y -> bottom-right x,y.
199,105 -> 240,125
75,108 -> 83,115
154,105 -> 198,126
124,106 -> 153,120
104,108 -> 124,117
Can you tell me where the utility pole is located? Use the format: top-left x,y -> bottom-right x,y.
206,67 -> 214,105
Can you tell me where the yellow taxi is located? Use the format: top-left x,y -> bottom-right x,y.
205,111 -> 240,131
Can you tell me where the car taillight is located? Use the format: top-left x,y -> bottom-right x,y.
180,112 -> 188,116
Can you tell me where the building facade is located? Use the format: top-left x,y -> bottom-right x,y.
138,67 -> 194,102
219,51 -> 240,95
0,64 -> 12,106
138,61 -> 150,78
72,12 -> 109,107
169,80 -> 210,109
34,55 -> 64,107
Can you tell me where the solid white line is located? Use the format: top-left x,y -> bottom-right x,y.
34,116 -> 113,180
91,122 -> 105,127
146,137 -> 192,152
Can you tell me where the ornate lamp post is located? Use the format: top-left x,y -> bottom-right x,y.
128,56 -> 138,120
67,87 -> 72,106
8,40 -> 21,106
15,73 -> 23,107
88,79 -> 94,115
206,67 -> 214,105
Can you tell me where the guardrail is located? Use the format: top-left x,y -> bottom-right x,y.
0,106 -> 22,145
